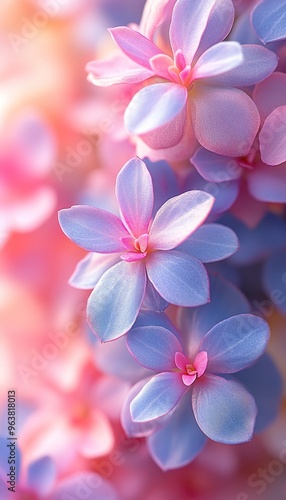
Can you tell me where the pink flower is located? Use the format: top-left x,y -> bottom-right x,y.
86,0 -> 277,158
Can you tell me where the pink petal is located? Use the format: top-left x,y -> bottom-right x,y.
182,373 -> 197,386
247,162 -> 286,203
175,351 -> 189,370
191,85 -> 260,157
149,190 -> 214,251
116,157 -> 154,237
253,72 -> 286,123
193,351 -> 208,377
140,0 -> 176,40
149,54 -> 175,80
125,83 -> 188,137
86,54 -> 154,87
169,0 -> 216,64
193,42 -> 243,81
109,27 -> 162,69
259,106 -> 286,166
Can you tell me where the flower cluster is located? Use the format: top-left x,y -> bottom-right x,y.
56,0 -> 286,472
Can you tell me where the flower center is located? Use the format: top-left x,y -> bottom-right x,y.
120,233 -> 149,262
175,351 -> 208,387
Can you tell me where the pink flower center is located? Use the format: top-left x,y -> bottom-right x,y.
175,351 -> 208,387
120,233 -> 150,262
151,49 -> 194,89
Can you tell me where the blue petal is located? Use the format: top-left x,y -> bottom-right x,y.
141,280 -> 169,312
130,372 -> 187,422
178,273 -> 250,358
252,0 -> 286,43
87,260 -> 146,341
262,250 -> 286,315
27,456 -> 56,495
121,378 -> 167,438
127,326 -> 182,371
94,336 -> 151,383
147,395 -> 207,470
146,250 -> 210,307
69,253 -> 120,289
177,223 -> 238,263
235,354 -> 283,433
192,374 -> 257,443
200,314 -> 270,373
58,206 -> 129,253
191,147 -> 242,182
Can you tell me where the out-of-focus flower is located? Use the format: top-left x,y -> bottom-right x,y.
87,0 -> 277,159
59,157 -> 239,341
251,0 -> 286,44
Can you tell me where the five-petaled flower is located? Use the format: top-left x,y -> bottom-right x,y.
59,157 -> 238,342
86,0 -> 277,158
126,313 -> 270,445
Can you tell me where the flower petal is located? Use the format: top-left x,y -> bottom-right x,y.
125,83 -> 188,136
177,224 -> 238,263
192,374 -> 257,443
177,274 -> 251,359
191,85 -> 260,157
126,326 -> 182,371
130,372 -> 187,422
263,250 -> 286,315
193,42 -> 243,81
116,157 -> 154,237
207,45 -> 278,86
191,147 -> 242,182
259,106 -> 286,165
58,206 -> 129,253
69,253 -> 120,289
149,190 -> 214,250
235,354 -> 283,433
86,54 -> 154,86
147,395 -> 207,470
141,280 -> 169,312
140,0 -> 176,40
194,0 -> 235,58
87,260 -> 146,342
146,250 -> 210,307
253,72 -> 286,123
109,27 -> 162,69
251,0 -> 286,44
169,0 -> 216,64
199,314 -> 269,374
247,163 -> 286,203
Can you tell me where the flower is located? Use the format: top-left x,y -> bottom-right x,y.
86,0 -> 277,158
59,157 -> 238,341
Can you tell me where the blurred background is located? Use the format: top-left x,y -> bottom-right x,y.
0,1 -> 286,499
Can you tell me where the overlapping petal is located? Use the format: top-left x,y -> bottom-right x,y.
69,253 -> 120,289
191,147 -> 242,182
199,314 -> 270,374
169,0 -> 216,64
130,372 -> 187,422
193,42 -> 243,81
125,83 -> 188,136
147,396 -> 207,470
87,260 -> 146,342
149,191 -> 214,250
177,224 -> 238,263
126,326 -> 182,371
259,106 -> 286,165
116,157 -> 154,237
86,54 -> 154,86
192,374 -> 257,443
191,85 -> 260,157
58,206 -> 129,253
110,27 -> 162,69
248,163 -> 286,202
251,0 -> 286,43
207,45 -> 278,86
146,251 -> 210,307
